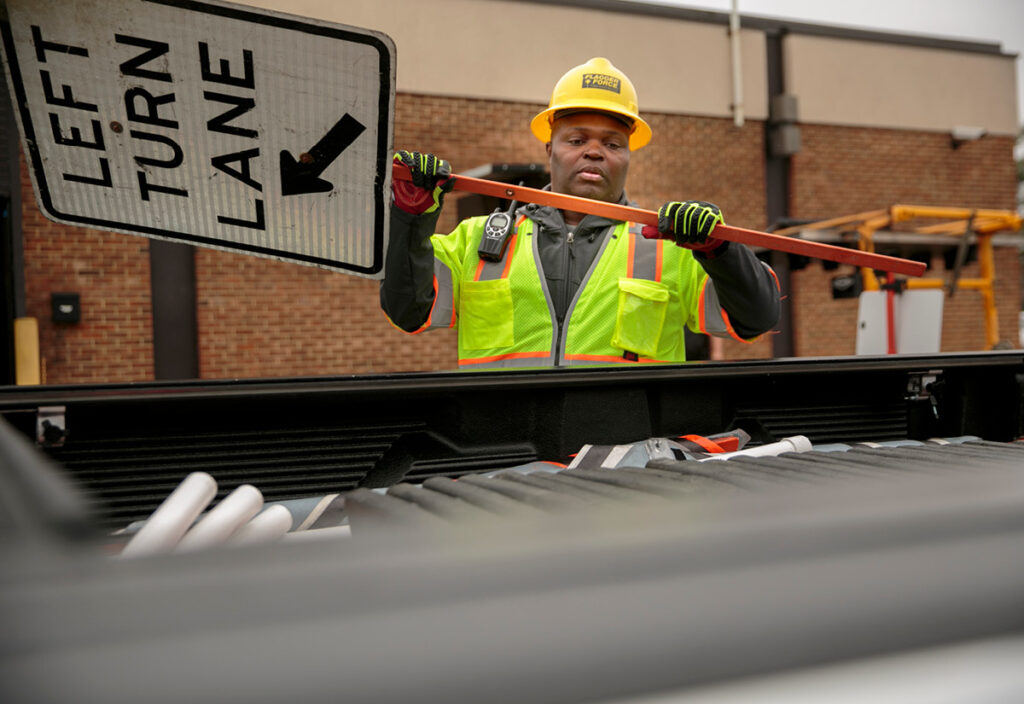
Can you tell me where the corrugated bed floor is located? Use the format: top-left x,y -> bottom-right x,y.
341,438 -> 1024,532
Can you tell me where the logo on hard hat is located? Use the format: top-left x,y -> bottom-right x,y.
581,73 -> 621,93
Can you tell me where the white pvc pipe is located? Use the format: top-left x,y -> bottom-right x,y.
119,472 -> 218,558
176,483 -> 264,553
699,435 -> 812,462
228,504 -> 294,547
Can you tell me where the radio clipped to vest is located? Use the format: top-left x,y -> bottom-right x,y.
477,187 -> 521,262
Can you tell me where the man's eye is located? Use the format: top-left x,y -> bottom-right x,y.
605,142 -> 623,150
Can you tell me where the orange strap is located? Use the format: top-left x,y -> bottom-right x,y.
679,434 -> 730,454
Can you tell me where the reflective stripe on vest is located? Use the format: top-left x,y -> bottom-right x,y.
698,274 -> 741,340
626,222 -> 661,282
697,259 -> 777,343
457,350 -> 553,369
410,257 -> 457,333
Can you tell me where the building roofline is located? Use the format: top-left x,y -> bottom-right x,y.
498,0 -> 1013,57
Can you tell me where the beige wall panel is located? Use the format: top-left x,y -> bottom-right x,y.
238,0 -> 768,119
784,35 -> 1018,135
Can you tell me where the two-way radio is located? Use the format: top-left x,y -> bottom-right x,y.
477,184 -> 523,262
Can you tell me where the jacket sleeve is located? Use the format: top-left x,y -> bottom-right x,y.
693,242 -> 781,339
379,205 -> 443,332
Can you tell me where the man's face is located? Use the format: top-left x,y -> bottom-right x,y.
546,112 -> 631,204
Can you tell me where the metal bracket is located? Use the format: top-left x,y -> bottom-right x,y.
36,406 -> 67,447
946,210 -> 975,298
906,371 -> 943,420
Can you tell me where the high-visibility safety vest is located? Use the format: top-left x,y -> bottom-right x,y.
415,215 -> 754,369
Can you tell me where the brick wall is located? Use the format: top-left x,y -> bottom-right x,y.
19,154 -> 154,384
194,250 -> 457,378
789,125 -> 1019,357
18,102 -> 1018,383
793,125 -> 1018,215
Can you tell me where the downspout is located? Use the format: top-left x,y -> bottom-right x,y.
729,0 -> 744,127
764,29 -> 795,358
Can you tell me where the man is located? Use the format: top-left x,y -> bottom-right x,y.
381,57 -> 780,369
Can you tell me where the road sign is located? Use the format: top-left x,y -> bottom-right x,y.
1,0 -> 395,278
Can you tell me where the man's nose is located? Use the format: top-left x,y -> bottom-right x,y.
583,140 -> 604,158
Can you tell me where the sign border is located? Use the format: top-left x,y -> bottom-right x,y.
0,0 -> 394,276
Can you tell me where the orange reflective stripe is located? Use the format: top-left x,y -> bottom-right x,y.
500,232 -> 518,279
387,271 -> 451,335
697,276 -> 709,334
698,282 -> 752,343
719,307 -> 754,344
654,238 -> 663,282
475,223 -> 523,281
699,260 -> 778,342
458,350 -> 551,366
564,353 -> 673,364
566,353 -> 624,363
414,273 -> 456,332
626,230 -> 636,279
420,275 -> 439,330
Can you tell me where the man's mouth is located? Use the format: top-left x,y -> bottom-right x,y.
576,167 -> 605,182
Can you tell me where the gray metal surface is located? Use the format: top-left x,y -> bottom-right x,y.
5,437 -> 1024,703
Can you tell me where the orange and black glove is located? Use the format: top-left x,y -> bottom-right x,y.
642,201 -> 726,255
392,150 -> 454,215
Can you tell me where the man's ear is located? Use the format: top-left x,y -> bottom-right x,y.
545,142 -> 552,158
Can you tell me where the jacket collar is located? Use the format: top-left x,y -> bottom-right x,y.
519,184 -> 632,235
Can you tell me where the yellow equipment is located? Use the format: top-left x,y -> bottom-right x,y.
530,57 -> 652,151
14,317 -> 40,385
777,206 -> 1023,350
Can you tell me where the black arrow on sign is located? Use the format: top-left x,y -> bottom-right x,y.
280,113 -> 366,196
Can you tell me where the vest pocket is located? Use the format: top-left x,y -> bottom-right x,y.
611,278 -> 669,358
461,279 -> 515,350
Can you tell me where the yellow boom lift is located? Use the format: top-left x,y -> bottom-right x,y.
776,206 -> 1023,350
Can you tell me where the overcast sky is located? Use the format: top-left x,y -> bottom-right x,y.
627,0 -> 1024,132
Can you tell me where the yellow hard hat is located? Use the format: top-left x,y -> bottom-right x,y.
530,57 -> 652,151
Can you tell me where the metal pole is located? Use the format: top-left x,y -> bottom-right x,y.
730,0 -> 744,127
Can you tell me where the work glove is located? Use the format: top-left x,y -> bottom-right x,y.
392,150 -> 455,215
642,201 -> 726,255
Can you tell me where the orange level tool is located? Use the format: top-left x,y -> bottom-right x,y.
393,164 -> 927,277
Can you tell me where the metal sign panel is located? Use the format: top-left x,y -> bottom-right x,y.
1,0 -> 395,278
